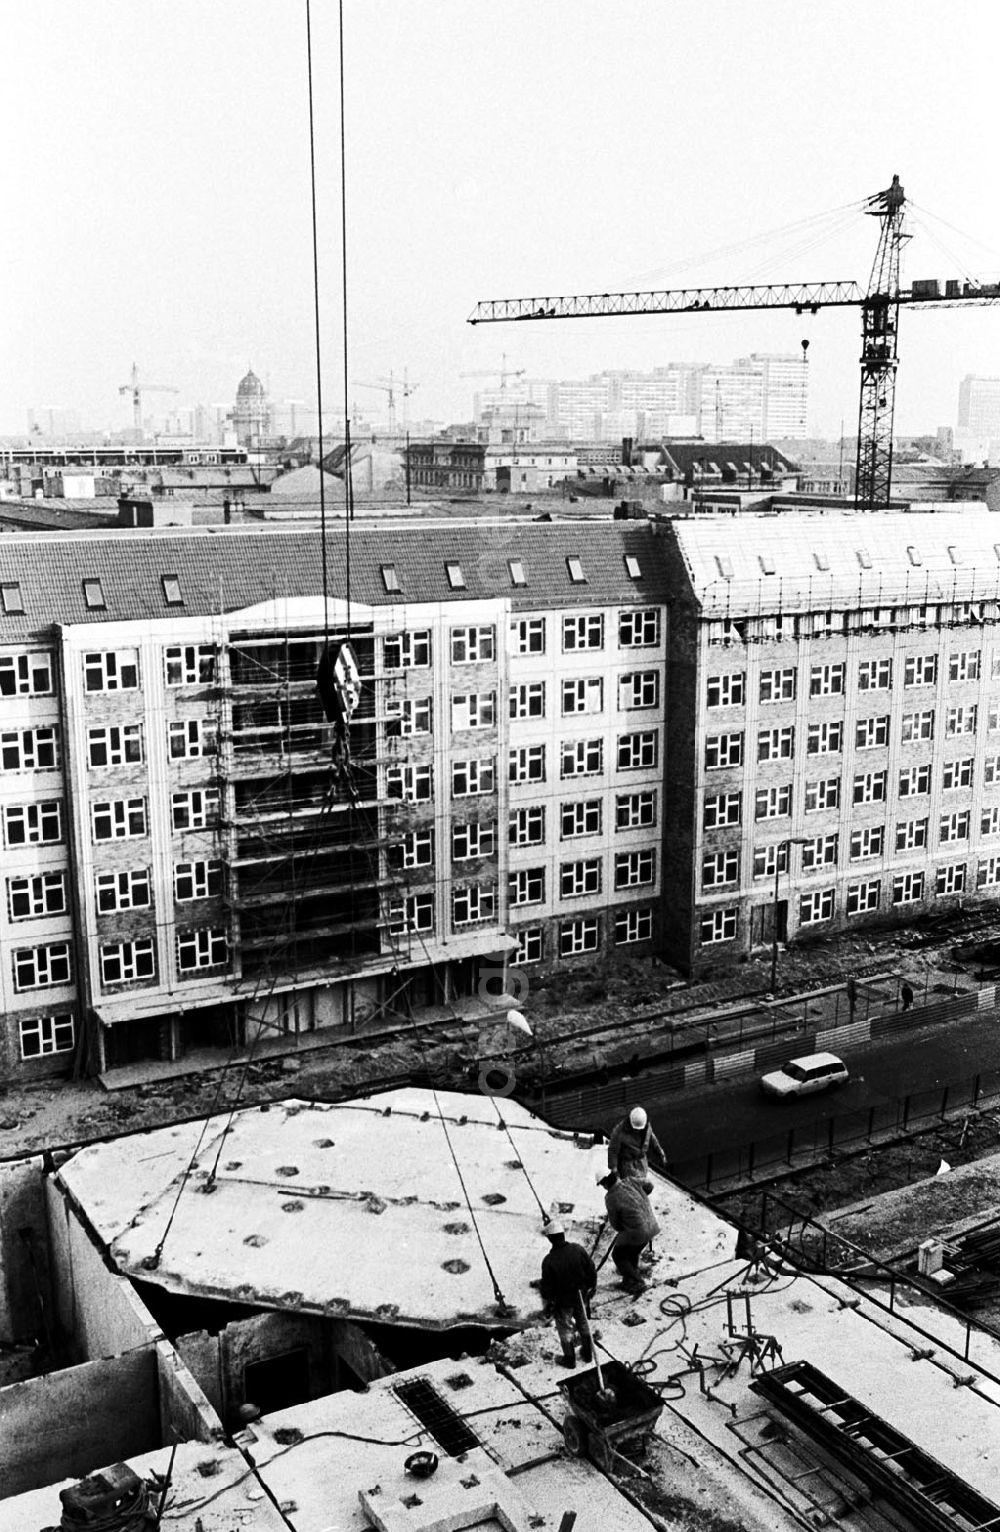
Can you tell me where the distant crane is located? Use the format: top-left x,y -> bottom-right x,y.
118,363 -> 179,437
469,175 -> 1000,510
460,353 -> 526,391
356,370 -> 418,435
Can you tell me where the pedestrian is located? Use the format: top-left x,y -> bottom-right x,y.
606,1106 -> 665,1183
598,1171 -> 660,1295
846,976 -> 857,1019
539,1218 -> 597,1369
901,980 -> 915,1012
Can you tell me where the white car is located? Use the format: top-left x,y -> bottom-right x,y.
760,1051 -> 849,1099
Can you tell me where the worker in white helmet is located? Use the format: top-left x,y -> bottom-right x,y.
606,1105 -> 666,1183
539,1217 -> 597,1368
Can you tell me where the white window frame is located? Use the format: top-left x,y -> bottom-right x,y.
167,718 -> 218,760
853,771 -> 887,805
451,693 -> 496,732
171,788 -> 220,831
846,879 -> 881,916
84,649 -> 139,692
509,805 -> 545,845
804,777 -> 840,814
809,663 -> 845,697
1,726 -> 60,773
13,942 -> 72,991
452,884 -> 497,927
7,871 -> 68,920
858,657 -> 892,690
0,652 -> 53,697
755,783 -> 792,820
509,867 -> 545,906
510,745 -> 546,784
856,716 -> 890,750
904,653 -> 937,687
389,762 -> 435,801
618,731 -> 658,770
387,892 -> 434,935
562,614 -> 604,651
561,738 -> 603,778
176,927 -> 229,972
939,810 -> 970,844
174,860 -> 223,901
559,916 -> 600,956
95,867 -> 152,913
707,672 -> 745,708
19,1013 -> 74,1060
561,800 -> 602,838
806,721 -> 843,755
949,649 -> 981,683
514,926 -> 544,964
946,705 -> 978,738
100,937 -> 157,986
88,724 -> 143,769
509,682 -> 545,720
452,822 -> 496,861
700,907 -> 737,944
703,848 -> 739,889
615,907 -> 653,944
896,818 -> 928,852
618,609 -> 660,647
799,888 -> 835,926
849,826 -> 884,861
451,626 -> 496,664
511,617 -> 545,655
759,668 -> 796,703
165,644 -> 216,687
561,858 -> 602,898
562,676 -> 604,715
704,790 -> 741,829
899,764 -> 931,797
4,801 -> 63,846
384,630 -> 431,669
936,863 -> 967,896
758,725 -> 794,762
892,872 -> 925,905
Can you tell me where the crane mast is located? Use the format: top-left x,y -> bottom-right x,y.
856,175 -> 908,513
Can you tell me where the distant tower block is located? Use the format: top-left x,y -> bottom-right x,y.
232,367 -> 270,448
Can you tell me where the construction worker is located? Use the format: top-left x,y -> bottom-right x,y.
607,1105 -> 665,1183
598,1171 -> 660,1295
539,1219 -> 597,1369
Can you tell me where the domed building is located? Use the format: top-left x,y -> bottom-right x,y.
231,366 -> 270,448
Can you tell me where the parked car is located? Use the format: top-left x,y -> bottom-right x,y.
759,1051 -> 849,1099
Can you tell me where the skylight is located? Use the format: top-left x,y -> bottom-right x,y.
161,574 -> 184,606
624,554 -> 642,579
381,564 -> 401,594
566,556 -> 586,583
948,545 -> 962,565
508,560 -> 527,587
445,561 -> 466,590
758,553 -> 776,576
714,555 -> 734,580
0,582 -> 24,615
857,548 -> 872,569
813,552 -> 830,571
83,578 -> 106,610
907,545 -> 922,566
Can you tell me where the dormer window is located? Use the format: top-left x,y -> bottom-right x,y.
567,556 -> 586,584
83,578 -> 106,610
0,582 -> 24,615
161,574 -> 184,606
445,561 -> 466,590
624,555 -> 642,579
381,564 -> 401,594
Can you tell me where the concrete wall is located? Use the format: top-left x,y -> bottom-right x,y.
0,1348 -> 159,1498
0,1155 -> 53,1350
155,1338 -> 224,1445
45,1178 -> 160,1361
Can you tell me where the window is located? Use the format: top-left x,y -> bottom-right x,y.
901,709 -> 934,743
171,788 -> 220,831
161,574 -> 184,606
705,732 -> 742,770
753,843 -> 789,879
165,645 -> 216,686
84,649 -> 138,692
618,731 -> 657,770
387,829 -> 434,871
802,833 -> 838,870
619,609 -> 659,646
562,676 -> 604,715
566,556 -> 586,583
856,716 -> 889,749
904,654 -> 937,687
386,697 -> 432,737
562,614 -> 604,651
451,693 -> 496,731
949,650 -> 981,683
445,561 -> 467,591
707,673 -> 745,708
618,671 -> 659,710
616,849 -> 655,889
452,822 -> 495,861
100,938 -> 157,986
700,907 -> 737,944
853,771 -> 887,804
167,719 -> 217,759
508,559 -> 527,587
176,928 -> 229,972
561,859 -> 602,897
92,797 -> 147,841
384,630 -> 431,669
0,582 -> 25,615
514,926 -> 544,964
939,810 -> 970,844
703,848 -> 739,888
623,555 -> 642,580
19,1013 -> 74,1060
4,801 -> 62,845
83,578 -> 106,610
1,726 -> 60,772
847,879 -> 881,916
806,721 -> 843,755
510,805 -> 545,845
615,908 -> 653,944
559,917 -> 600,956
510,682 -> 545,720
0,652 -> 52,697
946,705 -> 978,738
985,755 -> 1000,786
96,868 -> 152,913
380,564 -> 401,594
704,790 -> 741,829
389,762 -> 435,800
810,663 -> 845,697
509,867 -> 545,906
616,791 -> 656,830
758,726 -> 794,762
755,783 -> 792,820
510,744 -> 546,783
7,871 -> 67,920
937,863 -> 967,896
896,818 -> 928,852
850,826 -> 884,861
511,617 -> 545,655
561,739 -> 603,777
804,777 -> 840,814
892,872 -> 925,905
88,724 -> 143,769
983,806 -> 1000,838
174,860 -> 223,901
990,703 -> 1000,735
759,668 -> 796,703
562,800 -> 602,838
858,657 -> 892,690
799,888 -> 835,925
451,625 -> 495,663
453,884 -> 496,927
942,758 -> 973,791
13,943 -> 72,991
899,764 -> 931,797
387,893 -> 434,935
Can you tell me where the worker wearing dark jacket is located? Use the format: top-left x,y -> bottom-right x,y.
607,1106 -> 665,1182
539,1219 -> 597,1368
600,1171 -> 660,1293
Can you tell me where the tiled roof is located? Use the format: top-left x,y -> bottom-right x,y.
0,519 -> 669,639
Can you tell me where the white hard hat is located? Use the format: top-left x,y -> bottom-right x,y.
545,1217 -> 564,1236
630,1107 -> 648,1130
506,1009 -> 532,1037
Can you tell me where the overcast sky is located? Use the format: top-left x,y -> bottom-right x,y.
5,0 -> 1000,439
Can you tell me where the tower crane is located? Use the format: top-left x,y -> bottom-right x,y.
355,369 -> 418,435
118,363 -> 179,437
460,353 -> 526,390
469,175 -> 1000,511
